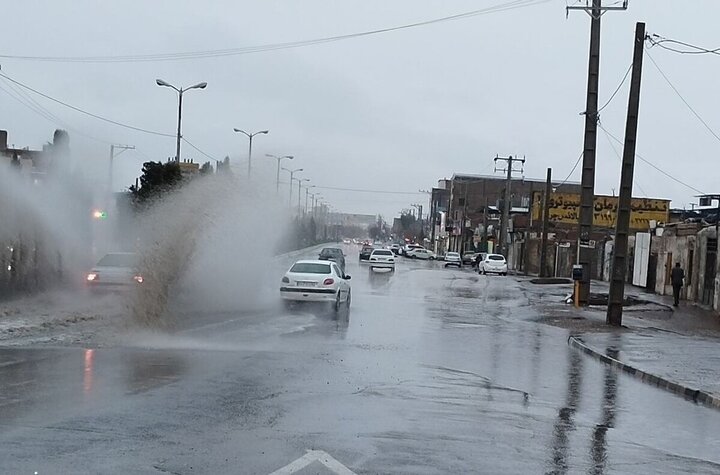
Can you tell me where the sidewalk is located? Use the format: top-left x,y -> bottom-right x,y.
525,278 -> 720,408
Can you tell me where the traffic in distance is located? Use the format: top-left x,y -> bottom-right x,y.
280,240 -> 507,312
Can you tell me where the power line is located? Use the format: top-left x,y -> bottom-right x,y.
0,0 -> 550,64
312,185 -> 427,195
646,34 -> 720,56
599,124 -> 706,195
181,137 -> 221,162
553,150 -> 583,188
598,62 -> 632,113
644,50 -> 720,145
598,123 -> 648,196
0,76 -> 114,145
0,71 -> 175,138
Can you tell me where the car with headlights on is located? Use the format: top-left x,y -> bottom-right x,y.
479,253 -> 508,275
86,252 -> 143,292
369,249 -> 396,271
280,260 -> 351,311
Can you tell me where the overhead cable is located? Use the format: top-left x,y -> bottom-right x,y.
0,0 -> 550,64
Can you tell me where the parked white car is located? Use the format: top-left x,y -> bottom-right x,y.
369,249 -> 396,271
402,243 -> 423,256
479,254 -> 508,275
280,260 -> 351,311
444,252 -> 462,268
407,248 -> 436,260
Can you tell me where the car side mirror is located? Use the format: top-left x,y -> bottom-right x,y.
344,275 -> 351,280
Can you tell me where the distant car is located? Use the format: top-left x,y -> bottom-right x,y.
280,260 -> 351,311
402,244 -> 423,256
388,243 -> 402,255
407,248 -> 436,260
342,238 -> 351,244
444,252 -> 462,268
480,254 -> 508,275
86,252 -> 142,291
461,252 -> 478,265
319,247 -> 346,273
369,249 -> 396,271
359,245 -> 375,261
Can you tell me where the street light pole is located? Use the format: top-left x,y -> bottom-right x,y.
282,167 -> 303,207
305,185 -> 316,215
156,79 -> 207,163
298,178 -> 310,213
234,129 -> 269,178
267,154 -> 293,193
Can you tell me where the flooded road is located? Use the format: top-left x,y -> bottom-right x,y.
1,246 -> 719,474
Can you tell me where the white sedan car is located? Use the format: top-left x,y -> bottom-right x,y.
480,254 -> 508,275
369,249 -> 396,271
407,248 -> 437,260
444,252 -> 462,268
280,259 -> 351,311
86,252 -> 143,292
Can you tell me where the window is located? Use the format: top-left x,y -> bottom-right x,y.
290,263 -> 331,274
665,253 -> 673,284
332,264 -> 342,276
489,255 -> 505,261
373,250 -> 393,256
97,253 -> 137,267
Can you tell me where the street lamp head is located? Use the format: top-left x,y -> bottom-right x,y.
156,78 -> 171,87
190,81 -> 208,90
259,130 -> 269,135
233,128 -> 244,133
286,155 -> 294,160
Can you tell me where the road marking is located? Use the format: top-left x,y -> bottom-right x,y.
269,450 -> 356,475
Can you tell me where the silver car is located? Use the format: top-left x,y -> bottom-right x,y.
86,252 -> 143,291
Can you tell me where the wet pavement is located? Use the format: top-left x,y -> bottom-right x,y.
1,246 -> 720,474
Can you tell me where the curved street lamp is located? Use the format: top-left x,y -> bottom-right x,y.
233,129 -> 269,178
156,79 -> 207,163
266,154 -> 294,192
282,167 -> 303,206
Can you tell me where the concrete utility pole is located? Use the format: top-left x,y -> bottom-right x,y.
494,155 -> 525,257
108,144 -> 134,192
607,22 -> 645,327
540,168 -> 552,277
568,0 -> 628,305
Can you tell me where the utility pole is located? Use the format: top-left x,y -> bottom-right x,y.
108,144 -> 135,192
540,167 -> 552,277
568,0 -> 629,305
607,22 -> 645,327
494,155 -> 525,258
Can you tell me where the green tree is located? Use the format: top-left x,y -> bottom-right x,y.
130,161 -> 182,206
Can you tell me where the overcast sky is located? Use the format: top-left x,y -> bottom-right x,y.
1,0 -> 719,218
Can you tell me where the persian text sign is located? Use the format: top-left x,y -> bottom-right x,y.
532,192 -> 669,230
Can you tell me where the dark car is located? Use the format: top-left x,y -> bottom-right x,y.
359,245 -> 375,262
319,247 -> 346,273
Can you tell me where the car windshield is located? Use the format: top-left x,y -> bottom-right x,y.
489,255 -> 505,261
96,253 -> 136,267
447,253 -> 460,257
289,263 -> 331,274
320,248 -> 342,256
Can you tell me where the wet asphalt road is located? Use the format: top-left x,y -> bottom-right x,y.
1,245 -> 720,474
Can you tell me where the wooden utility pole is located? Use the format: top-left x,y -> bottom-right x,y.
540,168 -> 552,277
607,22 -> 646,326
568,0 -> 628,305
494,155 -> 525,258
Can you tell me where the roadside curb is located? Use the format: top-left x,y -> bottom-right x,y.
568,335 -> 720,410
